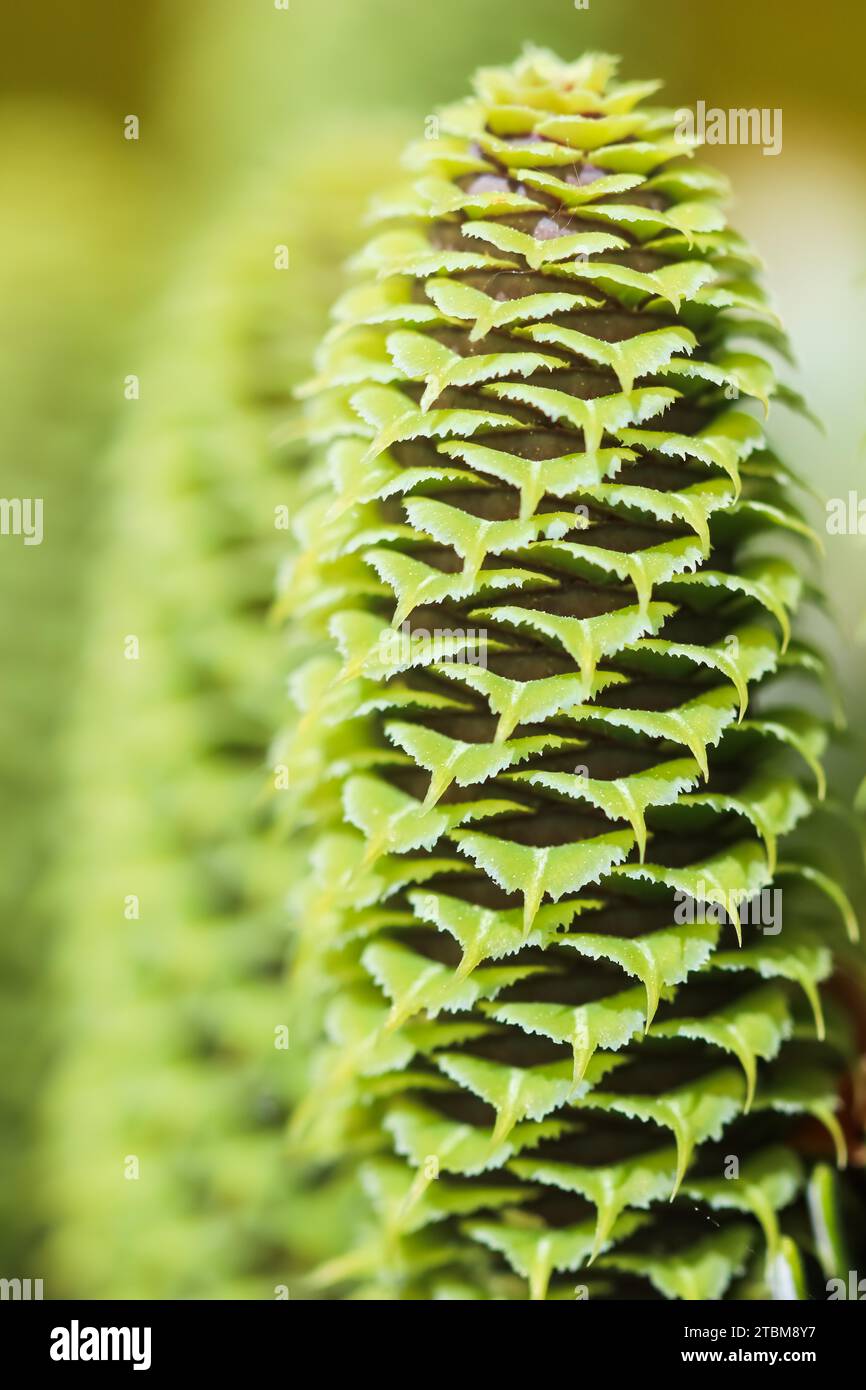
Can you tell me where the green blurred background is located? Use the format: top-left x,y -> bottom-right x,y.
1,0 -> 864,1294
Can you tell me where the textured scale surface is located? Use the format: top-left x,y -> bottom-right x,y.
283,49 -> 863,1299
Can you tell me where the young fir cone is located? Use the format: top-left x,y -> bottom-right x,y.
41,128 -> 401,1298
0,116 -> 150,1277
285,49 -> 865,1300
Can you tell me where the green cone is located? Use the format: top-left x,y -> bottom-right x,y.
41,126 -> 402,1298
285,48 -> 864,1300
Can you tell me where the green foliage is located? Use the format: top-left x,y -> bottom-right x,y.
283,48 -> 863,1299
40,126 -> 404,1297
0,113 -> 154,1274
